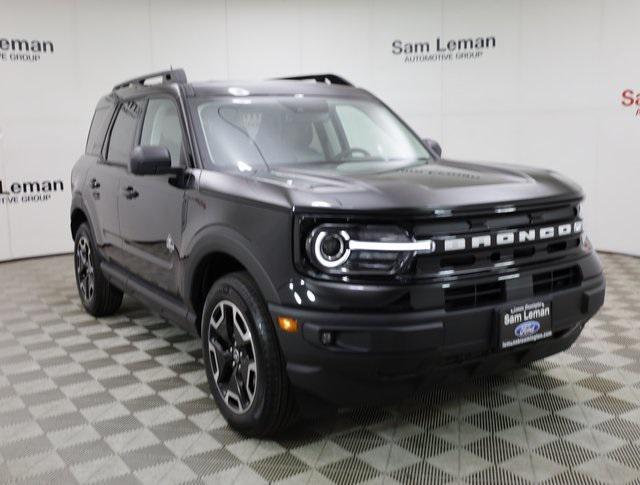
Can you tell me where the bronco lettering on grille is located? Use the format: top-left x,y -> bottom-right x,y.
441,221 -> 582,253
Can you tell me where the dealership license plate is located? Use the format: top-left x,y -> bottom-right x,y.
499,300 -> 552,350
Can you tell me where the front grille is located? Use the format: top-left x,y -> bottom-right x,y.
533,266 -> 581,294
414,200 -> 582,279
445,281 -> 506,310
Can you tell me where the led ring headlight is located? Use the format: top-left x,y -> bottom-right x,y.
313,230 -> 351,268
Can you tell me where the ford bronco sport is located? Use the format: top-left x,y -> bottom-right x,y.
71,69 -> 605,436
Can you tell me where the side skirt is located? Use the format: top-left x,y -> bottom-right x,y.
101,261 -> 198,336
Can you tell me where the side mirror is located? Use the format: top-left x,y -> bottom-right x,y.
129,146 -> 174,175
422,138 -> 442,158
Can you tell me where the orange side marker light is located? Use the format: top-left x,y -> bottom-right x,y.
277,316 -> 298,333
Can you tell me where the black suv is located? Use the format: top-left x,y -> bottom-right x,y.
71,69 -> 605,436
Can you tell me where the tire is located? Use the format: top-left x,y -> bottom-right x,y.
74,223 -> 123,317
201,271 -> 297,437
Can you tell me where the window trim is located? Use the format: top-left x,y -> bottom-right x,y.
86,98 -> 117,158
102,103 -> 126,167
85,105 -> 110,156
100,95 -> 152,166
102,97 -> 145,167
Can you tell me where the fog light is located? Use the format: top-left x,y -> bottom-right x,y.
320,331 -> 333,345
277,316 -> 298,333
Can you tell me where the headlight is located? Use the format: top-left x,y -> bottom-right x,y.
305,224 -> 435,276
312,229 -> 351,268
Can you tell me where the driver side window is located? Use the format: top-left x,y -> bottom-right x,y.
140,98 -> 185,167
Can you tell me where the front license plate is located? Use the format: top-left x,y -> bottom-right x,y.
499,300 -> 552,350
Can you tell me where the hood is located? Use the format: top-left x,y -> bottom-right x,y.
255,159 -> 583,212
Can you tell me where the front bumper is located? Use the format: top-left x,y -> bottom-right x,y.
269,253 -> 605,406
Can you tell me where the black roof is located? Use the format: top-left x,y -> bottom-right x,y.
112,68 -> 371,99
188,80 -> 369,98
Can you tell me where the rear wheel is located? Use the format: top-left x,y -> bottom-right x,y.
201,271 -> 297,437
74,223 -> 123,317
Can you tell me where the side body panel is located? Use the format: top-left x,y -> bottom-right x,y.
117,171 -> 192,294
84,163 -> 122,255
179,170 -> 294,312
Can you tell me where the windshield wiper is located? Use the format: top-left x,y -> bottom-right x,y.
386,157 -> 430,163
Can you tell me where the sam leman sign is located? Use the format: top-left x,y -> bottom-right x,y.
0,36 -> 54,62
392,35 -> 496,63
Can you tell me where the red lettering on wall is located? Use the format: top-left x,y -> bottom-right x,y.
622,89 -> 635,106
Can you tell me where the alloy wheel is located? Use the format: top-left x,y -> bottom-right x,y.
75,236 -> 95,303
207,300 -> 258,414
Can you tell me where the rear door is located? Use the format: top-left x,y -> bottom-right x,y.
83,97 -> 121,259
117,96 -> 193,294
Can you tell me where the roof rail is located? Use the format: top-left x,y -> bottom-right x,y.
113,68 -> 187,91
275,74 -> 353,86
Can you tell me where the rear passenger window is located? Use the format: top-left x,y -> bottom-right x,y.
85,103 -> 114,156
107,101 -> 143,165
140,98 -> 184,166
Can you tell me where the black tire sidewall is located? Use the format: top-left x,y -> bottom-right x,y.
74,223 -> 99,313
201,273 -> 280,433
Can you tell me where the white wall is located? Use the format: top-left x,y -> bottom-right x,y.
0,0 -> 637,261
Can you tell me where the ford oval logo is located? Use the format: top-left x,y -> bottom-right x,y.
515,320 -> 541,338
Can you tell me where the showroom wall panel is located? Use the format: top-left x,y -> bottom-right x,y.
226,0 -> 302,79
300,1 -> 374,84
0,131 -> 10,258
1,0 -> 78,260
370,0 -> 444,142
149,0 -> 228,81
0,0 -> 638,261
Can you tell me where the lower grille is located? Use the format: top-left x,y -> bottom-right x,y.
445,281 -> 506,311
533,266 -> 581,294
444,265 -> 581,311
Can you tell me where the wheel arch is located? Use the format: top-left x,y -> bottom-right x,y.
70,207 -> 88,239
183,225 -> 280,334
70,193 -> 95,241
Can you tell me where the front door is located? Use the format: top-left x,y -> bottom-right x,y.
117,97 -> 193,294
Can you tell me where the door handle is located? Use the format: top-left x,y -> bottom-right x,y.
90,178 -> 100,189
122,186 -> 139,199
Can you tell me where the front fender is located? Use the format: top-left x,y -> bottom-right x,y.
70,193 -> 98,241
181,224 -> 281,309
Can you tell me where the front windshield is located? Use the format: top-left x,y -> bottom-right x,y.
194,95 -> 431,172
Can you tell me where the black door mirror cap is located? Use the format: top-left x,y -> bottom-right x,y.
422,138 -> 442,159
129,145 -> 182,175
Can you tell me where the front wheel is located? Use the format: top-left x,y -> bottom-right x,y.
201,271 -> 297,437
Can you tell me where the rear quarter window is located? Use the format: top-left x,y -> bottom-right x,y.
85,100 -> 115,156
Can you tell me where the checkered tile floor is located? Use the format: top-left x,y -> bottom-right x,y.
0,253 -> 639,484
